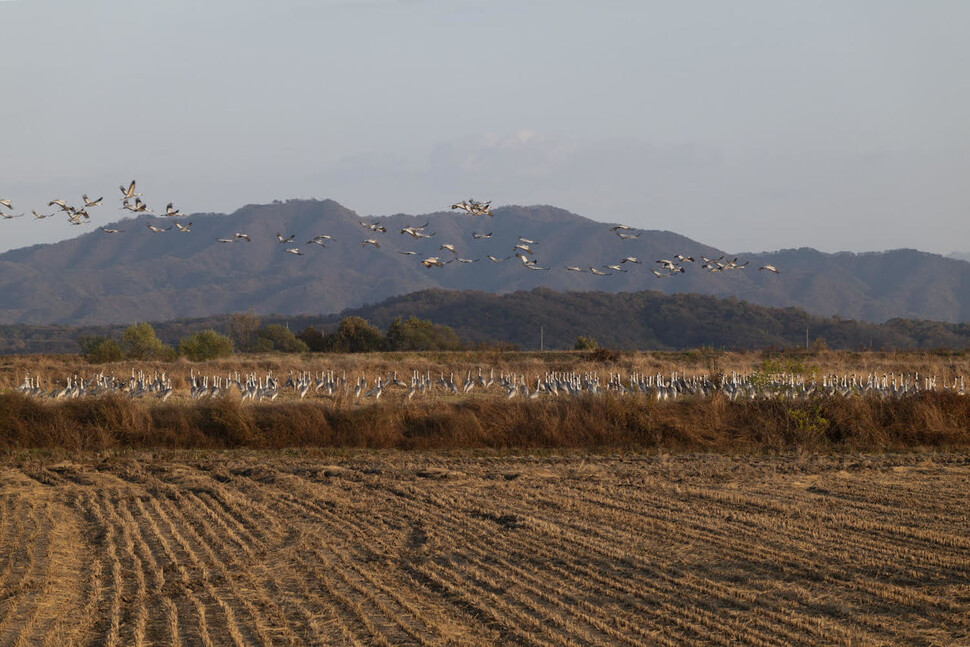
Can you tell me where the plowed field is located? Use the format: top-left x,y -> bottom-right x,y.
1,452 -> 967,646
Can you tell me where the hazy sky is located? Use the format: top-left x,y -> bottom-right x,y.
1,0 -> 968,255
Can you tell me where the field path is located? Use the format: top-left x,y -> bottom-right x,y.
0,453 -> 967,646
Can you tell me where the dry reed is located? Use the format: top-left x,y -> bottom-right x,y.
1,391 -> 968,453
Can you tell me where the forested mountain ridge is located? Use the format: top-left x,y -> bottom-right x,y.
1,199 -> 969,325
3,288 -> 969,354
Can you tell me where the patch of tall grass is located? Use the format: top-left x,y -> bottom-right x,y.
1,391 -> 967,453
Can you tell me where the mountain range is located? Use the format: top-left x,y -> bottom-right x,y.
1,198 -> 969,325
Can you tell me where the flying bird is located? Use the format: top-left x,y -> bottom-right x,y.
610,224 -> 632,231
439,243 -> 457,254
472,232 -> 492,239
360,221 -> 387,233
119,180 -> 141,201
0,199 -> 12,209
0,212 -> 24,220
452,199 -> 492,216
589,267 -> 611,276
420,256 -> 445,268
82,195 -> 103,207
565,266 -> 585,272
175,222 -> 191,232
164,203 -> 186,217
234,233 -> 251,242
285,248 -> 304,255
759,265 -> 780,273
276,233 -> 295,243
99,226 -> 123,234
32,211 -> 53,220
401,226 -> 434,239
616,232 -> 640,240
362,239 -> 381,248
146,224 -> 171,233
398,250 -> 417,255
121,198 -> 151,213
486,255 -> 508,263
620,257 -> 641,264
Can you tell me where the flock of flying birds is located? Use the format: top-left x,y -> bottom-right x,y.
0,185 -> 782,276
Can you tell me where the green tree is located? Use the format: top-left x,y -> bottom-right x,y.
574,336 -> 598,350
77,335 -> 125,363
255,324 -> 309,353
385,316 -> 461,351
121,323 -> 172,360
178,329 -> 234,361
322,316 -> 383,353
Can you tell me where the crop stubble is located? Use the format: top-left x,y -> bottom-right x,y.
0,452 -> 967,646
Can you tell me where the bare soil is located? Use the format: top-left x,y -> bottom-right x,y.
0,451 -> 967,646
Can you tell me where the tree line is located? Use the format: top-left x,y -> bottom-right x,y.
10,287 -> 970,358
77,314 -> 462,362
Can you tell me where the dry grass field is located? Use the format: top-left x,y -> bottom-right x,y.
1,451 -> 968,646
3,348 -> 970,392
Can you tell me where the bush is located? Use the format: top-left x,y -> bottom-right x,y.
296,326 -> 328,352
121,323 -> 174,360
574,336 -> 598,350
78,336 -> 125,363
256,324 -> 309,353
179,329 -> 234,361
385,316 -> 461,351
321,317 -> 383,353
226,312 -> 260,352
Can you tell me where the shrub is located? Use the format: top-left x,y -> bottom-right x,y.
78,336 -> 125,363
121,323 -> 173,360
321,317 -> 383,353
574,336 -> 598,350
226,312 -> 261,352
385,317 -> 461,351
179,329 -> 234,361
256,325 -> 309,353
297,326 -> 328,352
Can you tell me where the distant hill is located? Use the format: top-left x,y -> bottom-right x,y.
2,199 -> 970,325
325,288 -> 970,351
946,251 -> 970,263
4,288 -> 970,354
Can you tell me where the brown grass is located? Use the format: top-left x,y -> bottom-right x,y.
4,348 -> 970,392
2,390 -> 969,453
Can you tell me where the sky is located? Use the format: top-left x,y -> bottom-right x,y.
1,0 -> 968,255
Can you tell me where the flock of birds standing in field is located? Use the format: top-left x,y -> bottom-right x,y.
14,367 -> 965,403
0,182 -> 783,277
